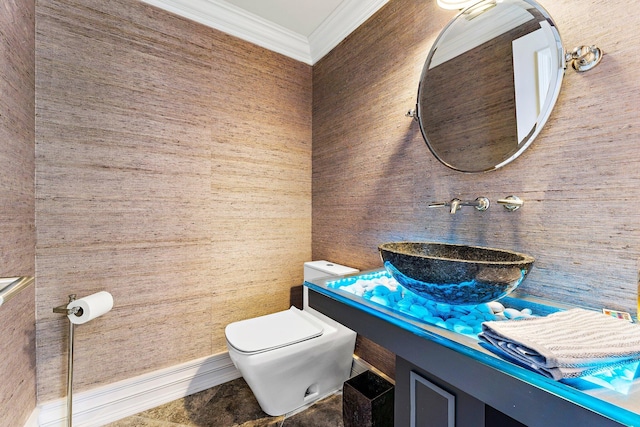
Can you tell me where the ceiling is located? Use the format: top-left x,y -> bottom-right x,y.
139,0 -> 390,65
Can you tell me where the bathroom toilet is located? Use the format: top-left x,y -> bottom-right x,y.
225,261 -> 358,416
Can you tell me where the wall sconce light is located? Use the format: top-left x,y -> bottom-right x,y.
437,0 -> 481,9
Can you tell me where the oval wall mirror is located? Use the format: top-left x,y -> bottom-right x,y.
416,0 -> 565,173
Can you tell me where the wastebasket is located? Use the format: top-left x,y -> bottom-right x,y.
343,370 -> 394,427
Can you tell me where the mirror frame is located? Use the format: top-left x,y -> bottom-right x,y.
416,0 -> 566,173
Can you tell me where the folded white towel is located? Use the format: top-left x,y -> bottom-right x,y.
479,308 -> 640,380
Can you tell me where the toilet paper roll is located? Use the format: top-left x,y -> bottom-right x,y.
67,291 -> 114,325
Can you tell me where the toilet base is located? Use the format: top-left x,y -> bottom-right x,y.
227,309 -> 356,416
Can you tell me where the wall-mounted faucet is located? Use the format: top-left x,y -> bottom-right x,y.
429,197 -> 490,214
429,196 -> 524,214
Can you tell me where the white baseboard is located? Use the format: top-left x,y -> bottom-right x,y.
35,353 -> 373,427
350,355 -> 394,384
36,352 -> 241,427
350,355 -> 371,378
23,407 -> 40,427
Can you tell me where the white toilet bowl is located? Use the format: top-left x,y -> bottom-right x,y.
224,261 -> 358,416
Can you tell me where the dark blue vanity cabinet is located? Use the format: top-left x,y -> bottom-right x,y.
307,286 -> 630,427
396,356 -> 528,427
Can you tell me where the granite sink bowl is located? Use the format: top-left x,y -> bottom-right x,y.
378,242 -> 534,305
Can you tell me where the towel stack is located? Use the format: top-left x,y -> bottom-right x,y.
479,308 -> 640,380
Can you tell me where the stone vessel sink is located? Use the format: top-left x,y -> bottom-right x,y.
378,242 -> 534,305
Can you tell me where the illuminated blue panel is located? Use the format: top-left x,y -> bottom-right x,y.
327,269 -> 553,339
305,269 -> 640,425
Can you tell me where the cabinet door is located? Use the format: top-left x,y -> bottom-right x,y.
410,371 -> 455,427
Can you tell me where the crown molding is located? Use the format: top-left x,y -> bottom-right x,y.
308,0 -> 389,63
139,0 -> 389,65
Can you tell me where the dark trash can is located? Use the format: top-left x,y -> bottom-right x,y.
343,370 -> 394,427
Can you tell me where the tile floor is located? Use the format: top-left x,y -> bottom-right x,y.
104,377 -> 344,427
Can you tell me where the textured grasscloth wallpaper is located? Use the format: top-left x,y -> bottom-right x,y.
35,0 -> 311,401
312,0 -> 640,372
0,0 -> 36,426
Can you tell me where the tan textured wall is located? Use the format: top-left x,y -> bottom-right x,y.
0,0 -> 36,425
0,285 -> 36,427
1,0 -> 35,275
35,0 -> 311,402
313,0 -> 640,362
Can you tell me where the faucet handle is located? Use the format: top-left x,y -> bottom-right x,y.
497,195 -> 524,211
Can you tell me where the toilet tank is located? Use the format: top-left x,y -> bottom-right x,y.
303,261 -> 359,282
303,261 -> 359,310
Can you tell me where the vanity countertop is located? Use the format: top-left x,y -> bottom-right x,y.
305,269 -> 640,427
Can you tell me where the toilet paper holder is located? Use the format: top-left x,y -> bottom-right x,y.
53,294 -> 79,427
53,292 -> 114,427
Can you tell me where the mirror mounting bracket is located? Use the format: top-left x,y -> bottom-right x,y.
565,45 -> 603,72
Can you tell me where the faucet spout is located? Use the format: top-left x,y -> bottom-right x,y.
449,198 -> 462,214
428,196 -> 490,214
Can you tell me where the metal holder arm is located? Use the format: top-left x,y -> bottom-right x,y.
565,45 -> 603,72
0,277 -> 34,308
53,295 -> 81,316
53,295 -> 79,427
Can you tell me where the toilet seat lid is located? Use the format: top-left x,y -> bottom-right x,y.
225,307 -> 324,354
